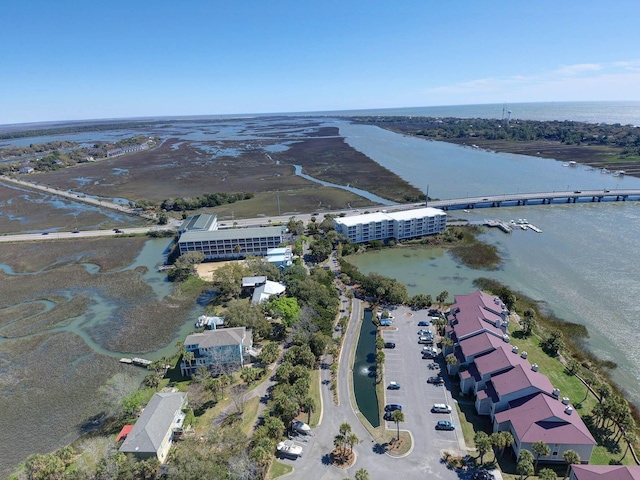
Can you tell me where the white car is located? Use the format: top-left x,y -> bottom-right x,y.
432,403 -> 452,413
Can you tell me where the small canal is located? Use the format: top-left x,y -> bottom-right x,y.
352,309 -> 380,428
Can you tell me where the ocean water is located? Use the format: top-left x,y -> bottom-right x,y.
336,117 -> 640,405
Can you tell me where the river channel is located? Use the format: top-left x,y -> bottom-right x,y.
338,121 -> 640,406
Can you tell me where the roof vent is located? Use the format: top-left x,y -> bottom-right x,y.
531,364 -> 538,372
494,297 -> 501,305
565,406 -> 573,415
562,397 -> 570,405
512,346 -> 519,354
520,351 -> 528,359
552,388 -> 560,398
502,334 -> 510,343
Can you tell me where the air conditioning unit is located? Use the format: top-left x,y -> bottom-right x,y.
531,364 -> 538,372
562,397 -> 570,405
520,351 -> 528,359
512,346 -> 519,354
565,406 -> 573,415
552,388 -> 560,398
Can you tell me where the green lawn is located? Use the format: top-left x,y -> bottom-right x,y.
308,369 -> 322,427
268,460 -> 293,479
240,396 -> 261,436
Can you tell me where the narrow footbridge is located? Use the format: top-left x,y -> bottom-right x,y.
428,189 -> 640,211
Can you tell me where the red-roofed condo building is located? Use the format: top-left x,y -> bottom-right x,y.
446,290 -> 596,464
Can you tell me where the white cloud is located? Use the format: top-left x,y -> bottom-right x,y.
419,60 -> 640,104
554,63 -> 602,76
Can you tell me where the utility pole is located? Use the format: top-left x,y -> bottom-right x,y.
425,184 -> 429,207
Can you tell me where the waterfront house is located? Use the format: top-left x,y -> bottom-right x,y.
180,327 -> 253,377
266,246 -> 293,269
494,392 -> 596,463
119,392 -> 187,463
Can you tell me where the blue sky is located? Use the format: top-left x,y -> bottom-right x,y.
2,1 -> 640,124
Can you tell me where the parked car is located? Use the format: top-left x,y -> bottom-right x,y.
417,329 -> 431,336
384,404 -> 402,412
432,403 -> 452,413
422,350 -> 438,359
384,342 -> 396,349
383,412 -> 394,421
427,375 -> 444,385
436,420 -> 455,430
418,336 -> 434,345
380,319 -> 393,326
388,381 -> 401,390
417,321 -> 429,326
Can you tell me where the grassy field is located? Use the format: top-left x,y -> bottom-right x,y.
308,369 -> 322,427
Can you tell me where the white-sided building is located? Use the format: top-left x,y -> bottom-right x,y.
333,207 -> 447,243
177,214 -> 285,260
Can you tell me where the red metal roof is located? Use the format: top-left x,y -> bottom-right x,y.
116,424 -> 134,442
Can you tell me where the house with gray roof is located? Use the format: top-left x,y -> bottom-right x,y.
180,327 -> 253,377
119,392 -> 187,463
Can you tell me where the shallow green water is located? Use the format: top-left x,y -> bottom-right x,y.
353,310 -> 380,428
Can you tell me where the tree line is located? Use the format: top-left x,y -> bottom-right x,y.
353,116 -> 640,156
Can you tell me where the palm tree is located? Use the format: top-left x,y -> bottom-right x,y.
339,423 -> 352,459
539,468 -> 558,480
333,434 -> 346,462
346,432 -> 360,456
474,431 -> 491,464
562,450 -> 580,480
301,396 -> 315,425
517,459 -> 534,480
620,431 -> 637,462
354,469 -> 370,480
234,244 -> 242,259
182,351 -> 195,376
532,441 -> 550,472
144,374 -> 161,391
390,409 -> 405,441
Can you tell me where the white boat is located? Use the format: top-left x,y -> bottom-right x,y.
463,209 -> 471,213
277,440 -> 303,458
569,161 -> 577,167
292,420 -> 311,435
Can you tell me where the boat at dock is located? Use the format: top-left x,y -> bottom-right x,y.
121,357 -> 153,367
527,224 -> 542,233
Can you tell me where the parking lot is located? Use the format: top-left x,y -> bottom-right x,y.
380,305 -> 465,456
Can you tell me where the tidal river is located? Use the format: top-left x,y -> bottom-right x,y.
336,120 -> 640,406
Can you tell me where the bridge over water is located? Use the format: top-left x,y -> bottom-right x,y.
427,189 -> 640,211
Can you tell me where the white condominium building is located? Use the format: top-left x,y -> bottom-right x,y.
334,207 -> 447,243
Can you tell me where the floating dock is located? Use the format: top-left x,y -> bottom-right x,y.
484,219 -> 512,233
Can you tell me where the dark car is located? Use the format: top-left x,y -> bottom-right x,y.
417,329 -> 431,335
473,471 -> 494,480
422,351 -> 438,359
436,420 -> 455,430
427,375 -> 444,385
71,229 -> 80,233
384,342 -> 396,349
384,404 -> 402,412
417,321 -> 429,326
383,412 -> 394,421
573,190 -> 582,194
41,232 -> 49,235
388,382 -> 400,390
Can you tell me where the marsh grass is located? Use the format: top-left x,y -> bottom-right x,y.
0,332 -> 125,477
